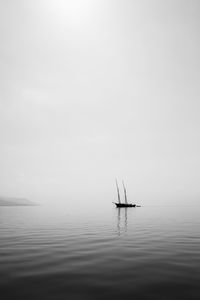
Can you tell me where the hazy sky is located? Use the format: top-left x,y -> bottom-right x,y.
0,0 -> 200,206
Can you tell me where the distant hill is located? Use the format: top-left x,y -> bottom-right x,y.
0,197 -> 37,206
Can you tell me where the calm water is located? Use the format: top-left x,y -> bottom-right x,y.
0,204 -> 200,300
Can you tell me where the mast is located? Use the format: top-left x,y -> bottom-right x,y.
115,179 -> 121,204
122,180 -> 128,204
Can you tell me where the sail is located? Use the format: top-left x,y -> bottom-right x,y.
122,180 -> 128,204
115,179 -> 121,204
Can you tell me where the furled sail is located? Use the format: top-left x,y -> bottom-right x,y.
115,179 -> 121,204
122,180 -> 128,204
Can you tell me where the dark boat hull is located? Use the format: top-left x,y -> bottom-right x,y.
114,203 -> 136,208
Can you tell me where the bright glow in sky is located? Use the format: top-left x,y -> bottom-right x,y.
0,0 -> 200,206
43,0 -> 96,28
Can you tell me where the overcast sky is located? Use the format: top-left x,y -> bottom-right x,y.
0,0 -> 200,206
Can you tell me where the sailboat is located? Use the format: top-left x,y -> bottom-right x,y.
113,180 -> 140,208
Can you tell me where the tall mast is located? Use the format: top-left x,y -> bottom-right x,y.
115,179 -> 121,204
122,180 -> 128,204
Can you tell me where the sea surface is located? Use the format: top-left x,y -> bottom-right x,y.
0,204 -> 200,300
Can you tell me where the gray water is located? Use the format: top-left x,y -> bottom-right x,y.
0,204 -> 200,300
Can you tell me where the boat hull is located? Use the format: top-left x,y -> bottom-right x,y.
114,203 -> 136,208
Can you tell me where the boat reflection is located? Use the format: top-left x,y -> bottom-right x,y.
117,208 -> 128,235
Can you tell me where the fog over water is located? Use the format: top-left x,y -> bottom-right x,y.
0,0 -> 200,207
1,2 -> 200,299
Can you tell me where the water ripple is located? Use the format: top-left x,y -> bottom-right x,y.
1,206 -> 200,299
